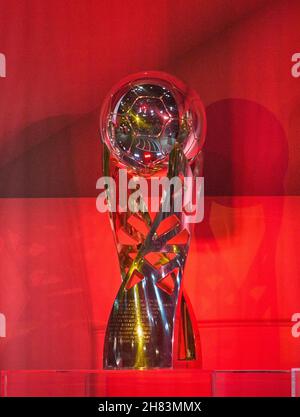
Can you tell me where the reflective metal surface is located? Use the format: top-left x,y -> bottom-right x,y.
109,84 -> 180,167
100,72 -> 205,369
100,71 -> 206,174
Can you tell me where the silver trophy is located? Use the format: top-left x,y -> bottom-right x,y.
100,71 -> 206,369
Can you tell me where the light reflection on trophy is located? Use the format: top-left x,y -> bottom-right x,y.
100,71 -> 206,369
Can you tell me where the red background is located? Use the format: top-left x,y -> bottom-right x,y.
0,0 -> 300,371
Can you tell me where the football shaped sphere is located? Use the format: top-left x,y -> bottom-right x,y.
100,71 -> 206,173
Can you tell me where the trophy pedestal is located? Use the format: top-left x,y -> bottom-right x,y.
0,369 -> 296,397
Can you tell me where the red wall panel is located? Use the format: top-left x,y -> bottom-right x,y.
0,0 -> 299,371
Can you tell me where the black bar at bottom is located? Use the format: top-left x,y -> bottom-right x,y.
0,397 -> 299,415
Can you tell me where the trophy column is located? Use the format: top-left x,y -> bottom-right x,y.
102,146 -> 201,369
99,71 -> 206,370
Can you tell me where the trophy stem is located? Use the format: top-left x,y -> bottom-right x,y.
102,146 -> 202,370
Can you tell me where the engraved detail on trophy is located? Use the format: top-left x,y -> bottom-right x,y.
100,71 -> 206,369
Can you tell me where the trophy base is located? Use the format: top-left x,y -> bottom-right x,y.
103,292 -> 201,370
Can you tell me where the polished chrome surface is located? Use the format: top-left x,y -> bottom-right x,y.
100,71 -> 206,174
109,84 -> 180,168
101,72 -> 205,369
